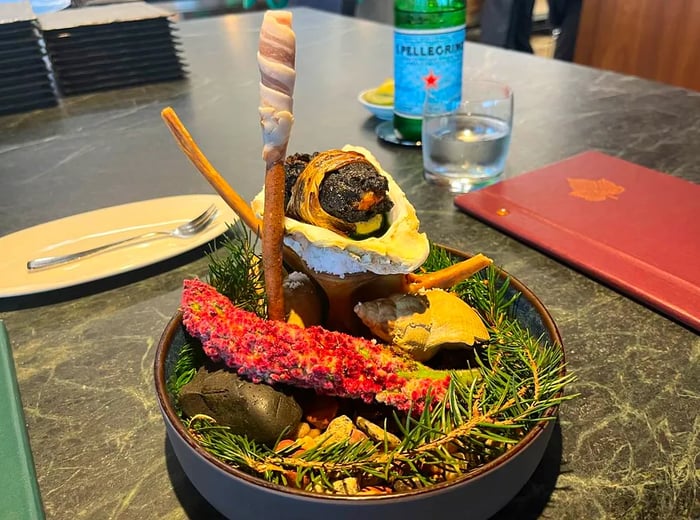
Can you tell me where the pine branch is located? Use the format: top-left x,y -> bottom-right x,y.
167,341 -> 206,399
207,223 -> 267,317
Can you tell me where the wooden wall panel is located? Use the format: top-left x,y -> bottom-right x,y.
574,0 -> 700,91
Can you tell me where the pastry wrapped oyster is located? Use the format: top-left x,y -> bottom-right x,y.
251,145 -> 430,277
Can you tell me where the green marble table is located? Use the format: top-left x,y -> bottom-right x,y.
0,7 -> 698,520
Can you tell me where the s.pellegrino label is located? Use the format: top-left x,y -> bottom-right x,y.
394,25 -> 465,121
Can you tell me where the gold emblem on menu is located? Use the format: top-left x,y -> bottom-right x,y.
567,178 -> 625,202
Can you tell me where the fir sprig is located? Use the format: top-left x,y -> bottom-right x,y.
206,223 -> 267,317
167,341 -> 206,400
170,237 -> 577,493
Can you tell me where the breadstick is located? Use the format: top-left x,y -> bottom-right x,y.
258,11 -> 296,322
404,253 -> 493,293
161,107 -> 263,234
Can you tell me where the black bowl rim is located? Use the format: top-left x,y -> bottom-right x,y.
154,247 -> 565,502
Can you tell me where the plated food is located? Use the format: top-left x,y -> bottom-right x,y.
154,10 -> 575,519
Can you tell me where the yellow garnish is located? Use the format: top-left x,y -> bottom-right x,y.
354,214 -> 384,236
363,79 -> 394,106
375,78 -> 394,96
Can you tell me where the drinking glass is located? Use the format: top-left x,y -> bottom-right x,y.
422,80 -> 513,192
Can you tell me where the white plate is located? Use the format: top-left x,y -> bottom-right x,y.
0,195 -> 238,297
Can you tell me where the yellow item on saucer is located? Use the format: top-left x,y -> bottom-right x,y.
363,79 -> 394,106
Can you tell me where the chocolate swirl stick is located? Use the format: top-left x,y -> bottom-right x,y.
258,11 -> 296,321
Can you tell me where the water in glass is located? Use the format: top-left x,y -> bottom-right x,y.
422,79 -> 513,192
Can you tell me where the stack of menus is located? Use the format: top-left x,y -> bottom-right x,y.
38,2 -> 186,96
0,2 -> 58,116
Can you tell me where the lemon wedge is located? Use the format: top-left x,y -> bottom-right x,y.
363,79 -> 394,106
375,78 -> 394,95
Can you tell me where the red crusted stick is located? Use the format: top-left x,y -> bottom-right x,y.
181,278 -> 452,413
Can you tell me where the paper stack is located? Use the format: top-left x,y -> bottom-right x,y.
0,2 -> 58,116
38,2 -> 186,96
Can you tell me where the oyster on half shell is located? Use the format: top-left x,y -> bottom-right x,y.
251,145 -> 430,277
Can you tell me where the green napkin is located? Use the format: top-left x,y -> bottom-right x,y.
0,321 -> 45,520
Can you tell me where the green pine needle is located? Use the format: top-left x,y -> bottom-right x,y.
167,341 -> 207,400
206,223 -> 267,317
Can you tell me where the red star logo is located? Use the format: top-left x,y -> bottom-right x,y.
423,70 -> 440,89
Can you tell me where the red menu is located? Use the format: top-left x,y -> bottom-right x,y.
454,151 -> 700,331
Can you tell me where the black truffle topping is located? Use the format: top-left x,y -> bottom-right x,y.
318,161 -> 393,223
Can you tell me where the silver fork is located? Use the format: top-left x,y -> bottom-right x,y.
27,204 -> 219,271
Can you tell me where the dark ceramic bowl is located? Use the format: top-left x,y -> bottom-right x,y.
154,260 -> 564,520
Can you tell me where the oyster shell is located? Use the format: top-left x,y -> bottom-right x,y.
251,145 -> 430,277
354,289 -> 490,362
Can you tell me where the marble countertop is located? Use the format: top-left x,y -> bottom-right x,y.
0,8 -> 698,520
